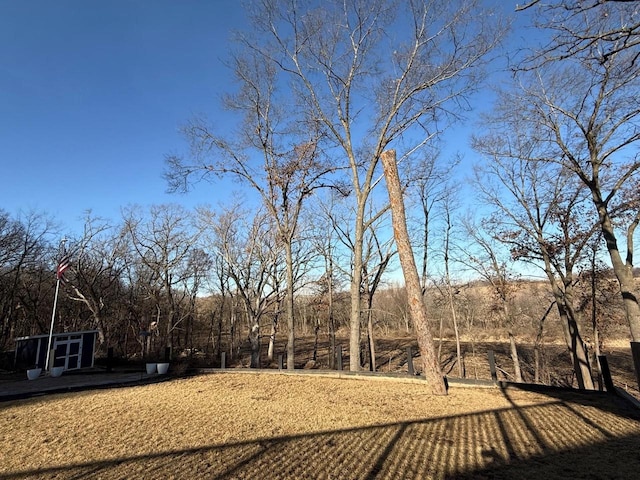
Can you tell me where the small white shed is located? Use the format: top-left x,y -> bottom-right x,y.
14,330 -> 99,370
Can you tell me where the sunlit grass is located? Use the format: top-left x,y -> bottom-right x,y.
1,373 -> 640,479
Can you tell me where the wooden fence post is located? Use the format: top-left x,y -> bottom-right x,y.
598,355 -> 615,393
220,351 -> 226,369
337,345 -> 343,371
631,342 -> 640,392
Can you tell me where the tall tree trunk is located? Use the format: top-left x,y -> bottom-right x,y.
421,202 -> 430,296
548,273 -> 594,390
437,316 -> 444,361
328,256 -> 336,370
508,330 -> 523,383
284,241 -> 296,370
534,301 -> 553,384
597,206 -> 640,389
249,320 -> 261,368
216,307 -> 223,357
313,319 -> 320,362
595,202 -> 640,340
443,208 -> 462,378
268,296 -> 281,363
229,300 -> 237,361
555,301 -> 594,389
349,198 -> 366,371
367,306 -> 376,372
592,270 -> 603,390
267,319 -> 278,363
495,278 -> 523,383
207,311 -> 216,356
450,299 -> 463,378
382,150 -> 447,395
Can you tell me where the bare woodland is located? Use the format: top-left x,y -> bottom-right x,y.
2,1 -> 640,395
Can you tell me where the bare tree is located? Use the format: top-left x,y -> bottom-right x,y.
361,219 -> 395,372
200,205 -> 284,368
64,213 -> 129,346
308,197 -> 341,369
515,0 -> 640,345
409,151 -> 460,295
178,0 -> 503,371
178,247 -> 212,353
166,21 -> 334,370
518,0 -> 640,63
440,191 -> 464,378
459,217 -> 524,383
317,190 -> 395,369
0,210 -> 58,344
471,138 -> 598,389
124,204 -> 201,359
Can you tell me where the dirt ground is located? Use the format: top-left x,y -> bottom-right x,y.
2,372 -> 640,479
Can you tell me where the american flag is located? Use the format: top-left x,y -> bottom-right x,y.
56,254 -> 71,280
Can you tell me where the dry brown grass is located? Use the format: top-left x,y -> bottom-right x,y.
2,372 -> 640,479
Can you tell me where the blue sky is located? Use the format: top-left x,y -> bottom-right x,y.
1,0 -> 246,228
1,1 -> 528,234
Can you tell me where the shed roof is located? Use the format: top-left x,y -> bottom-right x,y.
14,330 -> 100,342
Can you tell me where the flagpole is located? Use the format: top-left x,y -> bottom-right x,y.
45,277 -> 61,372
45,238 -> 67,372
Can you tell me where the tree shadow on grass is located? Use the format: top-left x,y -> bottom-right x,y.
449,384 -> 640,479
3,388 -> 640,480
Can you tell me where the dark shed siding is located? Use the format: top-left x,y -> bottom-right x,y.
81,332 -> 95,368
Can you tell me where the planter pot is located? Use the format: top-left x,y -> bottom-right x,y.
145,363 -> 157,374
51,366 -> 64,378
157,362 -> 170,375
27,368 -> 42,380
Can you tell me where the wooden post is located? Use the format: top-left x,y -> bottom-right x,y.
382,150 -> 447,395
221,351 -> 226,369
278,354 -> 284,370
488,350 -> 498,382
631,342 -> 640,392
598,355 -> 615,393
407,347 -> 415,376
337,345 -> 343,371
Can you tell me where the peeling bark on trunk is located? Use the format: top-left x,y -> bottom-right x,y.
382,150 -> 447,395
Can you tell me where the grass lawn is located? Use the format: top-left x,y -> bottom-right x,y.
2,372 -> 640,479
